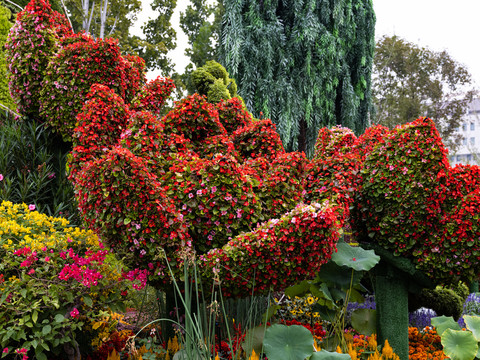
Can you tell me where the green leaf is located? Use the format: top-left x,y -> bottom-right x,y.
285,280 -> 311,298
331,241 -> 379,271
441,329 -> 478,360
262,304 -> 281,323
310,350 -> 352,360
32,310 -> 38,323
124,218 -> 131,225
351,309 -> 376,336
20,288 -> 27,298
42,325 -> 52,335
464,315 -> 480,341
54,314 -> 64,323
83,295 -> 93,307
431,316 -> 461,336
263,324 -> 314,360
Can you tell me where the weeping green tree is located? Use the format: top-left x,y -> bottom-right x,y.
220,0 -> 375,155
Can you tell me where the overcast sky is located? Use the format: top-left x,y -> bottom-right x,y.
134,0 -> 480,87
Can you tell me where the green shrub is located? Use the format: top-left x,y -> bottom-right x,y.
0,113 -> 79,223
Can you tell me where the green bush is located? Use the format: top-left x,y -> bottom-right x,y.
0,113 -> 79,223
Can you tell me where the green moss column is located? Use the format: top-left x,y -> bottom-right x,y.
375,260 -> 409,360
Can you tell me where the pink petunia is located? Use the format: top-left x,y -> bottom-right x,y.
28,204 -> 35,211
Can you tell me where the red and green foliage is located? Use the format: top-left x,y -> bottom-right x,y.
40,36 -> 145,141
5,0 -> 72,117
163,154 -> 263,253
202,202 -> 342,297
232,119 -> 286,161
216,97 -> 253,134
162,93 -> 226,148
130,76 -> 175,116
71,146 -> 189,287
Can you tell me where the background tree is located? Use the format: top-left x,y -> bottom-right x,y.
135,0 -> 177,74
372,35 -> 476,151
180,0 -> 223,69
220,0 -> 376,156
64,0 -> 141,45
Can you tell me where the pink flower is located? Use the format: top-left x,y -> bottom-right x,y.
0,174 -> 3,181
28,269 -> 35,275
70,308 -> 79,318
28,204 -> 35,211
44,256 -> 50,262
2,348 -> 8,353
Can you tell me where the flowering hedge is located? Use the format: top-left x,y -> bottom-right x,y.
130,76 -> 175,116
162,154 -> 263,253
5,0 -> 72,117
355,118 -> 450,254
231,119 -> 286,161
0,201 -> 131,359
40,36 -> 144,141
71,146 -> 189,286
202,202 -> 342,297
162,93 -> 226,149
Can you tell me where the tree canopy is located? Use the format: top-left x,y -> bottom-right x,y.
220,0 -> 376,156
372,35 -> 476,152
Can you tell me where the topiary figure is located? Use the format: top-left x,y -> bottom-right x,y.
40,35 -> 145,141
5,0 -> 72,118
409,287 -> 464,321
191,60 -> 243,105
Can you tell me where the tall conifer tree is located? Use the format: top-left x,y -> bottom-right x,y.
221,0 -> 375,155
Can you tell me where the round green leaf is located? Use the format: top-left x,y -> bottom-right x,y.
431,316 -> 461,336
464,315 -> 480,341
310,350 -> 352,360
351,309 -> 376,336
263,324 -> 314,360
331,241 -> 380,271
441,329 -> 478,360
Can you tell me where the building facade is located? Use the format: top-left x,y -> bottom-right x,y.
448,98 -> 480,166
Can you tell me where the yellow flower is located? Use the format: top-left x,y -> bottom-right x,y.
307,296 -> 315,305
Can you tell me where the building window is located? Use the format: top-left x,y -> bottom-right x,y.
471,137 -> 476,145
467,154 -> 473,163
463,138 -> 468,145
463,123 -> 468,131
471,123 -> 476,131
457,155 -> 463,162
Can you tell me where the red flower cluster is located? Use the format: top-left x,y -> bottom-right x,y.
131,76 -> 175,116
231,119 -> 286,161
279,319 -> 326,339
313,117 -> 480,284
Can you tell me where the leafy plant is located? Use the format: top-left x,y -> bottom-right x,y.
432,314 -> 480,360
0,201 -> 132,359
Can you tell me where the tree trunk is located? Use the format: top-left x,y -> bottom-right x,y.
298,117 -> 307,153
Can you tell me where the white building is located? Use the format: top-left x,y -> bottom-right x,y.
448,98 -> 480,166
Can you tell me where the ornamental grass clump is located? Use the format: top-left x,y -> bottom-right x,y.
0,201 -> 133,360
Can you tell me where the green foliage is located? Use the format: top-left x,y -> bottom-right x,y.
0,5 -> 15,111
0,201 -> 130,359
0,114 -> 79,223
137,0 -> 177,73
221,0 -> 376,155
180,0 -> 222,68
64,0 -> 142,49
263,324 -> 314,360
372,35 -> 476,152
190,60 -> 242,104
410,287 -> 464,321
432,315 -> 480,360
